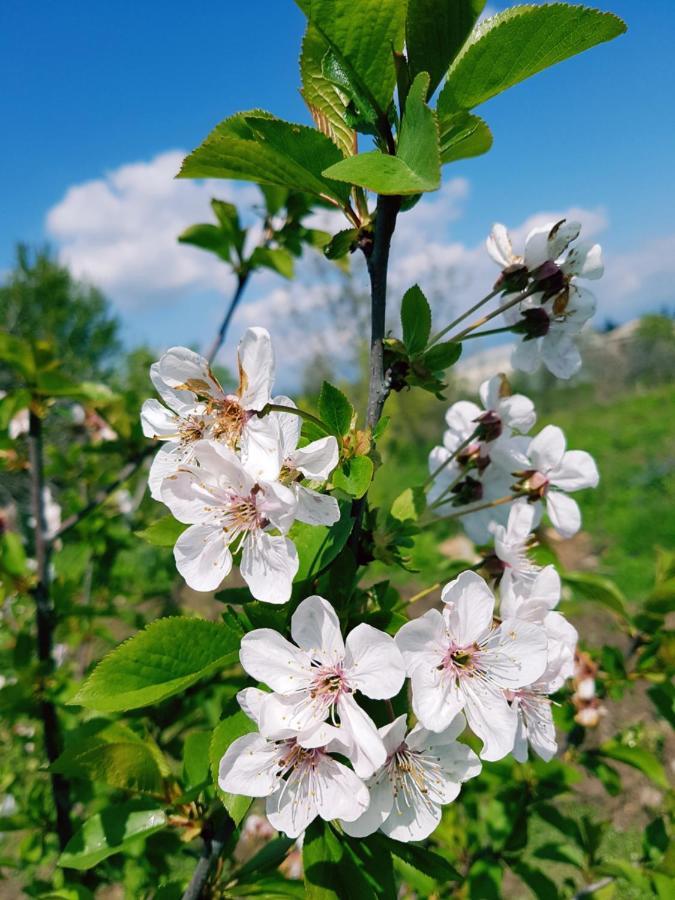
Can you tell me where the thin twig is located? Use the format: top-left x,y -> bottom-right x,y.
206,272 -> 250,365
430,494 -> 517,523
408,583 -> 441,604
424,431 -> 478,488
181,813 -> 235,900
28,410 -> 73,851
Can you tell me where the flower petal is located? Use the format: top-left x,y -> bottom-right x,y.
241,533 -> 299,604
441,571 -> 495,645
381,789 -> 441,842
238,327 -> 275,410
486,223 -> 515,268
546,491 -> 581,538
410,665 -> 465,733
291,435 -> 339,481
236,687 -> 268,727
528,425 -> 566,474
463,683 -> 517,761
218,732 -> 281,797
551,450 -> 599,492
173,524 -> 232,592
511,336 -> 542,374
265,773 -> 317,839
344,624 -> 406,699
240,416 -> 284,483
294,486 -> 340,527
524,222 -> 555,270
291,595 -> 345,662
337,694 -> 386,778
156,346 -> 223,400
489,619 -> 549,687
499,393 -> 536,433
395,608 -> 446,675
148,443 -> 185,502
341,773 -> 394,837
239,629 -> 311,692
314,756 -> 370,823
141,399 -> 180,440
541,333 -> 582,380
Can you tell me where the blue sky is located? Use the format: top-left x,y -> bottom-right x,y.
2,1 -> 674,377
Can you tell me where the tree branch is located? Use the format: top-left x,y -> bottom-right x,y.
28,410 -> 73,851
205,271 -> 250,365
181,812 -> 235,900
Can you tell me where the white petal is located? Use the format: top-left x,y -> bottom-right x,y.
258,481 -> 298,534
241,533 -> 298,604
541,333 -> 582,380
218,732 -> 281,797
548,220 -> 581,260
479,375 -> 501,412
160,467 -> 221,524
528,425 -> 566,474
499,393 -> 536,434
238,327 -> 275,410
236,687 -> 268,727
489,619 -> 549,687
546,491 -> 581,538
294,486 -> 340,526
240,416 -> 284,483
341,773 -> 394,838
410,665 -> 465,733
523,223 -> 555,270
192,440 -> 255,495
269,395 -> 301,458
511,337 -> 542,374
239,629 -> 311,692
463,684 -> 518,761
489,434 -> 532,471
141,399 -> 180,440
258,691 -> 321,738
291,435 -> 339,480
156,346 -> 223,399
395,609 -> 446,674
445,401 -> 481,440
520,696 -> 558,761
173,524 -> 232,591
406,712 -> 467,751
432,742 -> 482,800
344,624 -> 406,699
381,790 -> 441,842
337,694 -> 386,778
563,241 -> 604,280
551,450 -> 599,491
486,223 -> 515,268
265,774 -> 317,839
441,571 -> 495,645
148,443 -> 185,502
380,715 -> 409,756
291,595 -> 345,662
314,756 -> 370,823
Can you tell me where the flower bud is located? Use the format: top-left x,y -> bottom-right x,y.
512,308 -> 551,340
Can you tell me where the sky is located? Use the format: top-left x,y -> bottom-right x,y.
2,0 -> 674,384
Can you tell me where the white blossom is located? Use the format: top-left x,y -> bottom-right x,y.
8,408 -> 29,440
395,571 -> 548,761
239,595 -> 406,777
489,500 -> 541,596
341,713 -> 481,842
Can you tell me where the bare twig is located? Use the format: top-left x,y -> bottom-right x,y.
205,272 -> 250,365
181,812 -> 235,900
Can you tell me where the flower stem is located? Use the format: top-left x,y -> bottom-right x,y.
258,403 -> 330,435
428,288 -> 500,347
424,431 -> 478,488
408,583 -> 441,604
432,494 -> 517,522
459,324 -> 516,341
450,286 -> 535,343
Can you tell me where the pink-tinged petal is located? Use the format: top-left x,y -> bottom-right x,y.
528,425 -> 566,474
314,756 -> 370,823
236,687 -> 268,727
291,595 -> 345,662
258,481 -> 298,534
173,524 -> 232,591
241,533 -> 298,604
486,223 -> 515,268
240,416 -> 284,483
546,491 -> 581,538
381,789 -> 441,842
141,399 -> 180,440
337,694 -> 386,778
489,619 -> 548,688
291,435 -> 339,480
294,486 -> 340,527
541,333 -> 582,380
499,393 -> 536,433
523,223 -> 555,270
265,773 -> 317,839
551,450 -> 599,492
441,571 -> 495,645
148,443 -> 186,502
341,773 -> 394,837
344,624 -> 406,699
218,732 -> 281,797
237,327 -> 275,410
156,347 -> 223,400
511,337 -> 542,374
395,609 -> 446,674
463,683 -> 517,761
239,629 -> 311,692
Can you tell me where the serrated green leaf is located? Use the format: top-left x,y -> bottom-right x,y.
438,4 -> 627,114
332,456 -> 373,499
401,284 -> 432,355
300,25 -> 355,157
58,801 -> 167,870
304,820 -> 376,900
182,731 -> 211,789
179,111 -> 350,205
0,332 -> 35,380
598,742 -> 669,789
52,732 -> 165,796
209,703 -> 256,825
249,246 -> 295,279
324,228 -> 359,259
309,0 -> 406,114
318,381 -> 353,437
423,339 -> 462,370
291,503 -> 354,582
324,73 -> 441,195
562,570 -> 629,619
439,110 -> 493,164
178,223 -> 233,261
391,486 -> 426,522
71,617 -> 240,712
375,834 -> 461,883
406,0 -> 485,96
135,515 -> 187,547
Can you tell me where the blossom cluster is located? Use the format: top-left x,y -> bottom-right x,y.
141,329 -> 340,603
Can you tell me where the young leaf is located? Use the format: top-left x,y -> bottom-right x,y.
324,228 -> 359,259
291,502 -> 354,582
406,0 -> 486,96
562,570 -> 629,620
401,285 -> 432,355
182,731 -> 212,789
210,703 -> 256,826
598,742 -> 669,789
52,735 -> 165,796
318,381 -> 353,437
438,4 -> 627,113
300,25 -> 356,157
135,515 -> 187,547
423,339 -> 462,371
179,111 -> 351,205
71,617 -> 240,712
439,110 -> 493,164
332,456 -> 374,499
178,223 -> 233,262
391,486 -> 426,522
309,0 -> 406,114
249,246 -> 295,279
324,73 -> 441,195
58,802 -> 167,870
0,333 -> 35,381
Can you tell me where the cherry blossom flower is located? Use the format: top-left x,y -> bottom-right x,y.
395,571 -> 548,761
219,692 -> 369,839
488,500 -> 541,595
495,425 -> 599,539
239,595 -> 406,777
341,713 -> 481,842
141,328 -> 276,500
8,408 -> 29,440
160,439 -> 299,601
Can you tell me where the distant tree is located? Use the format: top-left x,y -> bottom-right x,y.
0,244 -> 121,384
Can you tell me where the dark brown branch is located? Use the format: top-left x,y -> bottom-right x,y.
181,812 -> 235,900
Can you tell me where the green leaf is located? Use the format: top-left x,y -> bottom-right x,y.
648,682 -> 675,729
179,111 -> 350,205
323,72 -> 441,195
374,834 -> 461,883
309,0 -> 406,114
209,703 -> 256,825
304,820 -> 377,900
406,0 -> 485,96
234,836 -> 296,882
34,371 -> 114,404
401,284 -> 432,355
0,332 -> 35,380
423,339 -> 462,370
439,110 -> 493,164
71,617 -> 240,712
533,841 -> 585,869
291,502 -> 354,582
135,515 -> 187,547
510,861 -> 560,899
249,246 -> 295,279
562,570 -> 629,619
0,532 -> 28,578
300,25 -> 356,157
391,486 -> 426,522
324,228 -> 359,260
178,223 -> 233,261
182,731 -> 212,789
598,742 -> 669,789
59,801 -> 167,870
333,456 -> 373,499
318,381 -> 353,437
438,4 -> 627,113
